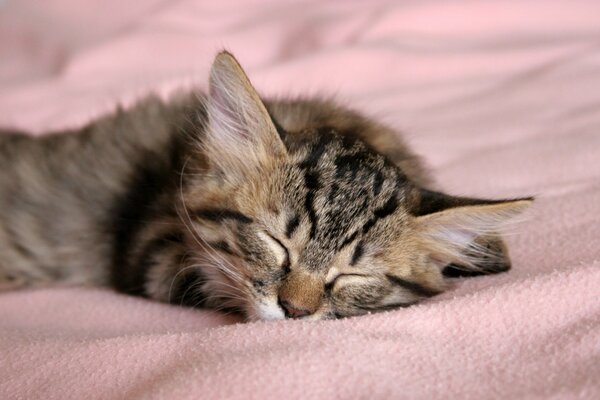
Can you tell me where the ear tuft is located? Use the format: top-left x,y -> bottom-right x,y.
416,193 -> 533,267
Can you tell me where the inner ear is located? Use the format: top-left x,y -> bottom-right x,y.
414,189 -> 533,266
207,51 -> 286,156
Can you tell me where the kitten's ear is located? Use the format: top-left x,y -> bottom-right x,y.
205,51 -> 286,178
414,190 -> 533,267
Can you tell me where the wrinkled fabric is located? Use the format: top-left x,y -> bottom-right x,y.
1,1 -> 599,399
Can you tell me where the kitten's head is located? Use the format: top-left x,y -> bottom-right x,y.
181,52 -> 531,321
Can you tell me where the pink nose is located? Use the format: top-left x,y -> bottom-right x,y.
278,299 -> 311,319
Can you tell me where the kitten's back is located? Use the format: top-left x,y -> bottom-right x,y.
0,94 -> 202,289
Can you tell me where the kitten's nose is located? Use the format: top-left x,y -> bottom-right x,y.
278,298 -> 311,319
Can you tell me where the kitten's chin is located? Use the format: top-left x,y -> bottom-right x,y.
246,301 -> 338,321
246,300 -> 286,321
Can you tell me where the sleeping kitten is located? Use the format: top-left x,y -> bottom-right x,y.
0,51 -> 531,321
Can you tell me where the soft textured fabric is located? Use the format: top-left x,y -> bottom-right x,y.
1,1 -> 599,399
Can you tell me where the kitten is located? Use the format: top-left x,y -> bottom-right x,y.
0,51 -> 531,321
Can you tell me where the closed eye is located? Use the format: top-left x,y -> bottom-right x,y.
259,232 -> 290,272
324,273 -> 369,291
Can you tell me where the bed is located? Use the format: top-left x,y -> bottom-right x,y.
1,1 -> 599,398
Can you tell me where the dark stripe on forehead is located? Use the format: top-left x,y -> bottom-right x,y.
375,196 -> 399,218
304,170 -> 320,239
350,241 -> 365,265
362,195 -> 399,235
338,230 -> 358,251
385,274 -> 441,298
394,170 -> 410,189
298,129 -> 335,169
334,151 -> 373,180
328,182 -> 339,202
372,171 -> 384,196
194,208 -> 253,224
285,214 -> 300,238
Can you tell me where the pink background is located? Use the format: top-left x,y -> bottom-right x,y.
1,1 -> 599,399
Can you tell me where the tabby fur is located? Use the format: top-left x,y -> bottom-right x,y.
0,52 -> 531,320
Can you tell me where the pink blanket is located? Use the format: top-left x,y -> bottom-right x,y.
1,1 -> 599,398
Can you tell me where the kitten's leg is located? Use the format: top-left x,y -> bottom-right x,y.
443,234 -> 511,277
143,240 -> 207,308
116,224 -> 209,308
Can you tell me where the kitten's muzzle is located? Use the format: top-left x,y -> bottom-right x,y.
277,270 -> 322,319
278,297 -> 312,319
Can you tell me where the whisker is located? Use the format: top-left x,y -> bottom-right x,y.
167,263 -> 202,304
175,157 -> 244,283
171,158 -> 254,310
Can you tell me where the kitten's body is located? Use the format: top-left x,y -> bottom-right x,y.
0,94 -> 199,290
0,52 -> 530,320
0,95 -> 427,296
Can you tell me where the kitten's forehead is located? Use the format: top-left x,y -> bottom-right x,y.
285,128 -> 411,271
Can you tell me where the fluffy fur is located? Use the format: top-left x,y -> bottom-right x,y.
0,52 -> 531,320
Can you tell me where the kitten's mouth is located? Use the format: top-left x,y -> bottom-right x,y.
246,297 -> 338,321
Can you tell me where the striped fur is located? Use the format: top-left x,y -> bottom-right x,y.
0,52 -> 531,320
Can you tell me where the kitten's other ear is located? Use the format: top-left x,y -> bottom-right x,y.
205,51 -> 286,178
414,189 -> 533,267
